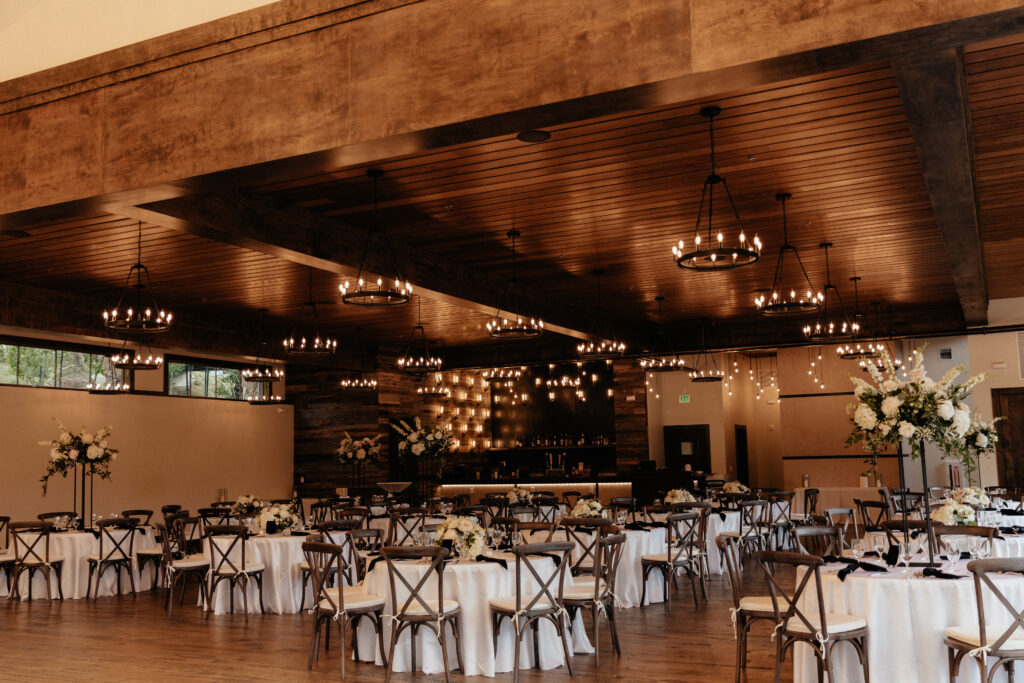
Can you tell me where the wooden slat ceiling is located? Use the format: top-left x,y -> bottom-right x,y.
252,61 -> 958,329
966,34 -> 1024,300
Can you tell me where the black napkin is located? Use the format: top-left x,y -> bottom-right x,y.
474,555 -> 508,569
1004,509 -> 1024,516
368,513 -> 390,520
983,507 -> 998,512
821,555 -> 857,565
923,567 -> 966,579
647,521 -> 667,528
837,561 -> 888,581
289,530 -> 310,537
883,544 -> 899,567
718,512 -> 727,521
864,551 -> 880,558
939,552 -> 972,561
624,523 -> 651,531
364,553 -> 384,573
265,521 -> 277,535
527,552 -> 562,567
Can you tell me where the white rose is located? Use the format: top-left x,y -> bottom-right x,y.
881,380 -> 899,393
98,440 -> 108,449
408,433 -> 419,443
976,433 -> 989,448
898,421 -> 915,439
82,432 -> 94,443
426,433 -> 434,441
921,377 -> 936,392
87,444 -> 102,460
937,400 -> 955,421
854,404 -> 878,430
68,448 -> 79,460
411,442 -> 426,456
59,432 -> 72,445
355,448 -> 366,460
907,367 -> 925,380
881,396 -> 901,417
952,409 -> 971,437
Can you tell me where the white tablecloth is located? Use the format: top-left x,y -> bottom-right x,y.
1,527 -> 157,600
356,554 -> 593,677
794,565 -> 1024,683
202,534 -> 306,614
862,531 -> 1024,560
649,509 -> 740,576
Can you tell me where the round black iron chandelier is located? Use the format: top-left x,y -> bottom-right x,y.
486,229 -> 543,338
111,341 -> 163,371
689,320 -> 724,382
754,192 -> 821,315
638,297 -> 684,372
102,221 -> 173,335
339,169 -> 413,306
242,309 -> 284,384
417,372 -> 452,399
803,242 -> 859,342
577,269 -> 626,360
672,106 -> 762,271
836,280 -> 880,361
340,376 -> 378,390
397,297 -> 443,375
283,267 -> 338,355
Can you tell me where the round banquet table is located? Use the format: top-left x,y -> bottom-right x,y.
202,533 -> 308,614
794,562 -> 1024,683
862,530 -> 1024,560
355,553 -> 594,677
0,527 -> 157,600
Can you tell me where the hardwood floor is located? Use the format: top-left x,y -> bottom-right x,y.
2,565 -> 793,682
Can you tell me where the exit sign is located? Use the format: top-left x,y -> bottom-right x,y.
679,394 -> 691,404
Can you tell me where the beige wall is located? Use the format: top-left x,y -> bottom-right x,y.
645,371 -> 726,475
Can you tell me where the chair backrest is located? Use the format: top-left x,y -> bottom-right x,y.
854,499 -> 889,531
0,516 -> 9,551
507,541 -> 573,612
160,504 -> 182,516
879,519 -> 935,552
351,527 -> 382,551
824,507 -> 858,545
176,514 -> 204,548
592,532 -> 626,602
559,517 -> 613,573
716,534 -> 744,610
534,497 -> 560,523
517,521 -> 556,543
792,525 -> 840,557
453,506 -> 487,524
666,512 -> 701,565
966,558 -> 1024,655
753,550 -> 832,640
891,491 -> 924,517
96,517 -> 138,561
768,492 -> 795,527
302,540 -> 351,615
737,500 -> 770,540
205,524 -> 250,574
387,511 -> 425,546
36,511 -> 76,529
508,506 -> 537,522
381,545 -> 450,620
121,509 -> 153,525
932,524 -> 995,559
10,521 -> 54,564
309,501 -> 333,525
198,507 -> 230,527
562,491 -> 582,507
335,505 -> 369,526
643,504 -> 671,523
154,522 -> 184,564
803,488 -> 820,516
489,516 -> 519,546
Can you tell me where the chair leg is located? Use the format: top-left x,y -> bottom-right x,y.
375,611 -> 388,667
384,623 -> 400,683
86,563 -> 94,600
593,604 -> 601,669
167,573 -> 177,617
557,611 -> 575,678
735,616 -> 744,683
127,560 -> 136,597
241,577 -> 249,624
256,573 -> 265,614
639,565 -> 649,607
452,616 -> 465,674
308,613 -> 320,670
338,617 -> 347,680
512,618 -> 522,683
437,623 -> 452,683
607,600 -> 621,656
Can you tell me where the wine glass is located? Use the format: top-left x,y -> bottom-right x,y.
899,541 -> 914,577
872,535 -> 886,560
976,538 -> 992,561
851,539 -> 865,563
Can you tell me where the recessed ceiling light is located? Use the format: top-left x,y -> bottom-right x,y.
516,129 -> 551,143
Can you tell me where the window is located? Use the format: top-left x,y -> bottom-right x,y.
0,340 -> 126,391
167,360 -> 246,401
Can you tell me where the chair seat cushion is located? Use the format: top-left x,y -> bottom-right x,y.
214,562 -> 264,575
399,598 -> 459,617
19,555 -> 64,565
136,547 -> 163,556
641,552 -> 696,564
787,613 -> 866,635
739,595 -> 775,613
319,587 -> 385,611
562,581 -> 606,600
172,554 -> 209,569
489,596 -> 556,612
87,553 -> 132,563
0,549 -> 15,561
945,625 -> 1024,651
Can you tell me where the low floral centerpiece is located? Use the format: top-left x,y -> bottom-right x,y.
393,417 -> 456,459
949,486 -> 990,508
258,503 -> 298,535
507,486 -> 532,505
570,498 -> 606,518
39,421 -> 117,494
434,515 -> 485,560
337,432 -> 384,464
930,499 -> 976,526
722,481 -> 750,495
665,488 -> 696,504
232,494 -> 263,516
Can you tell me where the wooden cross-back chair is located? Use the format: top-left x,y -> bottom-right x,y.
483,494 -> 508,522
640,511 -> 703,607
559,517 -> 614,577
121,509 -> 153,525
302,540 -> 386,679
335,506 -> 370,529
508,506 -> 537,523
300,519 -> 361,610
86,517 -> 138,600
309,501 -> 334,526
517,521 -> 559,543
564,531 -> 626,668
7,521 -> 64,601
380,545 -> 465,683
533,496 -> 560,524
0,516 -> 12,591
824,507 -> 858,550
802,488 -> 820,519
643,504 -> 672,523
854,499 -> 890,533
608,497 -> 636,523
453,506 -> 487,524
792,525 -> 841,557
488,541 -> 575,682
386,511 -> 426,547
562,491 -> 582,508
36,511 -> 76,529
205,524 -> 266,622
725,500 -> 770,561
767,492 -> 795,550
946,558 -> 1024,682
754,550 -> 870,683
716,535 -> 777,683
198,507 -> 232,527
880,519 -> 935,553
349,528 -> 383,581
154,521 -> 209,616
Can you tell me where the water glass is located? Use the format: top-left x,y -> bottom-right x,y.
851,539 -> 865,562
976,539 -> 992,560
872,536 -> 886,557
899,541 -> 914,576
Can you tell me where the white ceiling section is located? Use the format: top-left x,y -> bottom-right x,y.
0,0 -> 279,82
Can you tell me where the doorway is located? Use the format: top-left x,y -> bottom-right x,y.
992,388 -> 1024,489
663,425 -> 711,474
735,425 -> 749,484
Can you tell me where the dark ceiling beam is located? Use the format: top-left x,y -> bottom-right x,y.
893,48 -> 987,326
124,191 -> 645,347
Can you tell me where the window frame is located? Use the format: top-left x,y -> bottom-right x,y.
0,334 -> 131,393
164,354 -> 251,402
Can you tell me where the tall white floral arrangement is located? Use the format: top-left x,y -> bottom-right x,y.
231,494 -> 263,516
722,481 -> 750,495
337,432 -> 384,464
39,420 -> 117,494
930,499 -> 976,526
392,417 -> 455,459
949,486 -> 990,508
435,515 -> 485,559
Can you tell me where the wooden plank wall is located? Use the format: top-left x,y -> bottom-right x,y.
613,359 -> 649,466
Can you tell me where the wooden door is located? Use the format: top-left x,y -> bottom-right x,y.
992,388 -> 1024,489
663,425 -> 711,474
